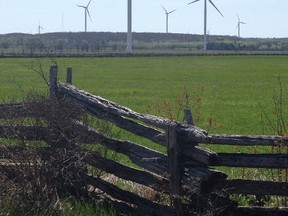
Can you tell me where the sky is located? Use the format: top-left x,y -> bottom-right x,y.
0,0 -> 287,38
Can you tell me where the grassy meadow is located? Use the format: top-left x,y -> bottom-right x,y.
1,55 -> 288,210
1,55 -> 288,136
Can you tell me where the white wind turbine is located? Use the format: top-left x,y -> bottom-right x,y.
237,14 -> 246,38
127,0 -> 132,53
188,0 -> 223,50
77,0 -> 92,32
162,6 -> 176,33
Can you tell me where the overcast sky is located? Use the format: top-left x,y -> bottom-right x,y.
0,0 -> 287,38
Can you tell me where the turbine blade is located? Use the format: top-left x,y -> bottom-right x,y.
87,0 -> 92,7
188,0 -> 201,5
161,5 -> 168,13
237,13 -> 240,22
87,8 -> 92,22
168,9 -> 177,14
208,0 -> 224,17
77,5 -> 85,8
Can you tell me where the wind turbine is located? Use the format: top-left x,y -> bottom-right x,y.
127,0 -> 132,53
162,6 -> 176,33
188,0 -> 223,50
38,22 -> 43,35
77,0 -> 92,32
237,14 -> 246,38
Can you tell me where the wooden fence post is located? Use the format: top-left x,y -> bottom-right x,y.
184,107 -> 194,125
66,67 -> 72,84
167,123 -> 182,215
49,64 -> 58,98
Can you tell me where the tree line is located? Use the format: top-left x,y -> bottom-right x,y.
1,32 -> 288,56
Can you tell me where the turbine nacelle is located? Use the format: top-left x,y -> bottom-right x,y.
162,6 -> 176,15
188,0 -> 223,17
237,14 -> 246,25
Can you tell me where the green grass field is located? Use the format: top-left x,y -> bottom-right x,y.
1,55 -> 288,210
1,56 -> 288,136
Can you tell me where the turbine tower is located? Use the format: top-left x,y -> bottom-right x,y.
127,0 -> 132,53
162,6 -> 176,34
77,0 -> 92,32
62,11 -> 64,32
237,14 -> 246,38
188,0 -> 223,50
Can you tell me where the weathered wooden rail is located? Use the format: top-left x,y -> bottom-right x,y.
1,65 -> 288,215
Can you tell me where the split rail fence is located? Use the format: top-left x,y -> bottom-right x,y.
1,65 -> 288,215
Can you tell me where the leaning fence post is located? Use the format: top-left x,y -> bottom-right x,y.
66,67 -> 72,84
49,64 -> 58,98
167,123 -> 182,215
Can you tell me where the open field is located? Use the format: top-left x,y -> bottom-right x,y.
2,55 -> 288,210
1,56 -> 288,136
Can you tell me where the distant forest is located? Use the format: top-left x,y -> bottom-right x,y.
1,32 -> 288,56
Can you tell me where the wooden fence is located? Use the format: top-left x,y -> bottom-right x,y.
1,65 -> 288,215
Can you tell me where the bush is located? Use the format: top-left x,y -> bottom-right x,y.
0,95 -> 90,215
